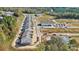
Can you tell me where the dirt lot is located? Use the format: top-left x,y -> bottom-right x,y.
41,28 -> 79,33
70,36 -> 79,43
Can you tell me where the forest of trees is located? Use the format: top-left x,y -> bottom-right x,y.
37,36 -> 79,51
47,7 -> 79,19
0,8 -> 24,50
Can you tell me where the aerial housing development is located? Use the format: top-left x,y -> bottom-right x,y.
0,7 -> 79,51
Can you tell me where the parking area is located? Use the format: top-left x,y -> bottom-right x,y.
15,15 -> 33,47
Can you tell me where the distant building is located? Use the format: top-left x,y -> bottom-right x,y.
38,22 -> 54,28
0,16 -> 3,19
50,9 -> 53,12
52,24 -> 67,28
0,16 -> 3,21
4,11 -> 14,16
38,22 -> 68,28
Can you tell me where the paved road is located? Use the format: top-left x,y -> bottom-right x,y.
12,14 -> 42,50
